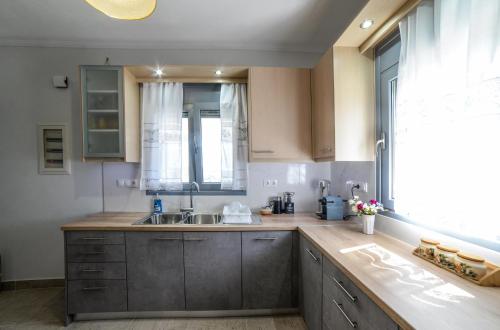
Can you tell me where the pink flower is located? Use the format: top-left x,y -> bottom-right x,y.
357,203 -> 364,210
370,199 -> 377,205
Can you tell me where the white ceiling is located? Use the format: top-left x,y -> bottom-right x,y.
0,0 -> 367,54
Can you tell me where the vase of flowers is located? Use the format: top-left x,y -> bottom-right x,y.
348,196 -> 384,235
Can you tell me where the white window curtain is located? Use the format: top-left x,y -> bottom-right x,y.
220,83 -> 248,190
140,82 -> 184,191
395,0 -> 500,243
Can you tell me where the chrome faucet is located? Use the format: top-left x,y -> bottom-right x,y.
181,181 -> 200,214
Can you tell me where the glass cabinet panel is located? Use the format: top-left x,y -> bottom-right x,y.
81,66 -> 124,158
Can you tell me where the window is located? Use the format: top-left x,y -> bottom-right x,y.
376,32 -> 500,252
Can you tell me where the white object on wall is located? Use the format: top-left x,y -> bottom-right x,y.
37,123 -> 71,175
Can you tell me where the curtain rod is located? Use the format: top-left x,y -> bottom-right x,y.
137,77 -> 247,84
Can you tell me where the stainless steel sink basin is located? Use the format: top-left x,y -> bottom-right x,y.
184,213 -> 222,225
134,212 -> 261,225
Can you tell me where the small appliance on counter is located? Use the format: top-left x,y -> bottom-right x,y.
318,195 -> 344,220
283,192 -> 295,214
316,179 -> 331,215
270,196 -> 282,214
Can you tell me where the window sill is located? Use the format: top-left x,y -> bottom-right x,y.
146,190 -> 246,196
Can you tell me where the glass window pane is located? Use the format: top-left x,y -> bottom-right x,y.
201,117 -> 221,183
182,117 -> 189,183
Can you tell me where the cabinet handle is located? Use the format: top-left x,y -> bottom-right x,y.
254,237 -> 277,240
332,298 -> 358,328
305,248 -> 320,263
79,269 -> 104,273
82,251 -> 105,255
321,146 -> 332,152
82,286 -> 107,291
81,237 -> 106,240
184,238 -> 207,241
154,237 -> 183,241
252,150 -> 274,154
329,274 -> 357,303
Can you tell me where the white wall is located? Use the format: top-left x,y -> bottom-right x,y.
0,46 -> 320,282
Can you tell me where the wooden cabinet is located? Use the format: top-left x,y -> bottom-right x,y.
242,231 -> 293,309
300,235 -> 323,330
125,232 -> 185,311
184,232 -> 242,310
312,47 -> 375,161
322,257 -> 397,330
248,67 -> 312,162
80,66 -> 139,162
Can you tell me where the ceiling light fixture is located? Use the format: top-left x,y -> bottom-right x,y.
215,70 -> 223,76
360,19 -> 374,29
154,68 -> 163,76
85,0 -> 157,20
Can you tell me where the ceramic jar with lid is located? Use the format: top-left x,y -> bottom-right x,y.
454,252 -> 487,280
434,245 -> 458,268
419,238 -> 439,258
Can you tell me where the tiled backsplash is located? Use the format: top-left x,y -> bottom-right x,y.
103,162 -> 332,213
330,161 -> 376,200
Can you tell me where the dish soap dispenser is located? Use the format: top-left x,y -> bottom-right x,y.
153,193 -> 163,214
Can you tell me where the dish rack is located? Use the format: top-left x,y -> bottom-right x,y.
412,248 -> 500,287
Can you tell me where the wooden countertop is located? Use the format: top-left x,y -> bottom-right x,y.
60,212 -> 330,231
60,212 -> 500,329
299,224 -> 500,330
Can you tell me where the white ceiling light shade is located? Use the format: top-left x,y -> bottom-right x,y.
215,70 -> 223,76
154,68 -> 163,76
359,19 -> 374,29
85,0 -> 156,20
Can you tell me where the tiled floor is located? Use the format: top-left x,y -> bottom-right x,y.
0,288 -> 307,330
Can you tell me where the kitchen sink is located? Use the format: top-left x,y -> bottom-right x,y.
134,212 -> 262,225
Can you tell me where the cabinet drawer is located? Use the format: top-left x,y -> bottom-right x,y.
67,280 -> 127,314
66,245 -> 125,262
323,258 -> 397,330
67,262 -> 126,280
66,231 -> 124,245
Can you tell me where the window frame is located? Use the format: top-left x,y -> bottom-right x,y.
147,102 -> 246,196
375,32 -> 500,252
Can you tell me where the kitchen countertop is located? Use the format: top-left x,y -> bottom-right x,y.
60,212 -> 331,231
60,212 -> 500,329
299,225 -> 500,330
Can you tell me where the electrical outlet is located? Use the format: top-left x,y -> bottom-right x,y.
116,179 -> 126,187
263,179 -> 278,187
271,179 -> 278,187
346,180 -> 368,195
125,179 -> 139,188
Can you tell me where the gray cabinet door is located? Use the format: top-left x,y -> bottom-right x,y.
126,232 -> 185,311
300,235 -> 323,330
184,232 -> 242,310
242,231 -> 292,309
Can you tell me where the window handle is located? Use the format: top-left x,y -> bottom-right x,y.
376,132 -> 385,156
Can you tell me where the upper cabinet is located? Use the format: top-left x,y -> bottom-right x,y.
248,67 -> 312,162
80,66 -> 140,162
312,47 -> 375,161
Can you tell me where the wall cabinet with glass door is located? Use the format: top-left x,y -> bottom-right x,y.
312,47 -> 375,161
80,66 -> 140,162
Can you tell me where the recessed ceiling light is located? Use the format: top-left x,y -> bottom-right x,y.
215,70 -> 223,76
154,68 -> 163,76
85,0 -> 157,20
360,19 -> 374,29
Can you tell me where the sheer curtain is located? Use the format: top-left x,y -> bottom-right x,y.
220,84 -> 248,190
395,0 -> 500,243
140,82 -> 184,191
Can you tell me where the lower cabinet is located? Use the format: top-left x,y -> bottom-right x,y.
184,232 -> 242,310
322,258 -> 398,330
126,232 -> 185,311
242,231 -> 293,309
300,235 -> 323,330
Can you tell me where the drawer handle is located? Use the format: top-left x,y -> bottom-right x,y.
330,274 -> 358,303
80,269 -> 104,273
82,286 -> 107,291
81,237 -> 106,240
305,248 -> 320,263
184,238 -> 207,241
254,237 -> 277,240
154,237 -> 183,241
332,298 -> 358,328
252,150 -> 274,154
82,251 -> 105,255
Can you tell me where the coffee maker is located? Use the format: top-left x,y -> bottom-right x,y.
316,180 -> 331,217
